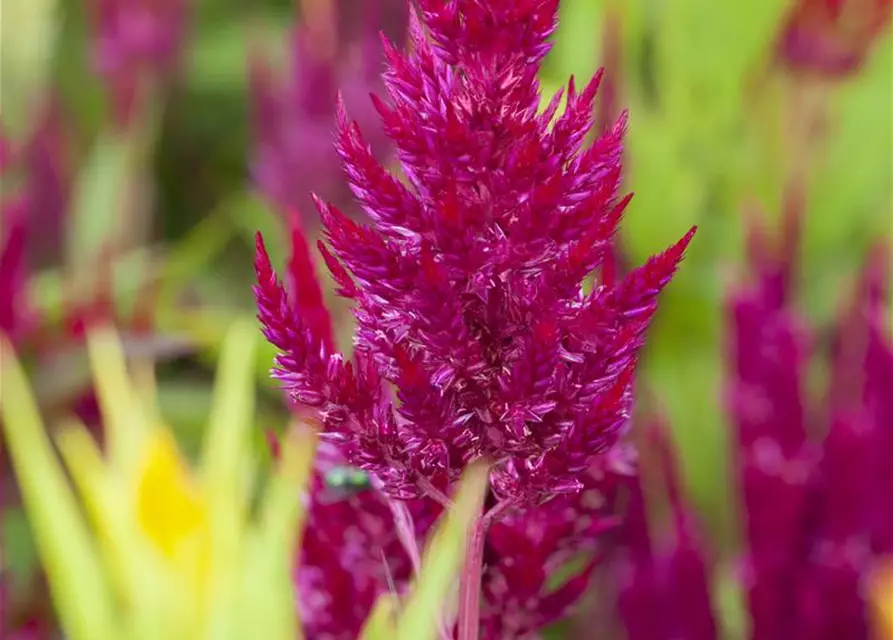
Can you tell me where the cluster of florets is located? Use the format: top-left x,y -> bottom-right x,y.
254,0 -> 694,504
610,214 -> 893,638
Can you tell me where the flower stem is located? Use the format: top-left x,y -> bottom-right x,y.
456,499 -> 513,640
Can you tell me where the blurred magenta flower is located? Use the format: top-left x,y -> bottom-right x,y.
254,0 -> 695,504
0,112 -> 159,514
249,0 -> 407,216
776,0 -> 893,77
0,579 -> 53,640
0,107 -> 71,346
0,106 -> 70,269
731,241 -> 893,638
87,0 -> 189,125
613,424 -> 718,640
611,216 -> 893,638
0,213 -> 31,344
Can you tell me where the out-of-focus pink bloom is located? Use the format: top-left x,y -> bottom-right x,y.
776,0 -> 893,77
613,424 -> 717,640
610,214 -> 893,638
0,106 -> 70,344
729,224 -> 892,638
87,0 -> 189,125
249,0 -> 407,216
0,111 -> 159,512
0,211 -> 30,344
0,105 -> 70,270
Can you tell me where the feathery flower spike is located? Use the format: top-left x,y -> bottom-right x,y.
254,0 -> 696,505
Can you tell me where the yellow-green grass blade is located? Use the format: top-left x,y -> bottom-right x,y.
0,336 -> 117,640
396,461 -> 489,640
201,319 -> 259,636
86,326 -> 150,472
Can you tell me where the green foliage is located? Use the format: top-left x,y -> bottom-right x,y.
0,0 -> 59,138
548,0 -> 892,539
1,323 -> 487,640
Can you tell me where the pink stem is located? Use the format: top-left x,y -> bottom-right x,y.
456,500 -> 514,640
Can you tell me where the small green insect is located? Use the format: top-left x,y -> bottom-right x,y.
322,465 -> 372,501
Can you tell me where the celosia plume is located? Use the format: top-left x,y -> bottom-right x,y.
480,461 -> 624,638
249,0 -> 406,215
609,213 -> 893,638
730,234 -> 892,638
613,423 -> 717,640
254,0 -> 695,505
776,0 -> 893,77
291,441 -> 438,639
87,0 -> 188,125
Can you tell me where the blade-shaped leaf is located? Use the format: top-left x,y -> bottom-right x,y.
0,336 -> 117,640
396,461 -> 489,640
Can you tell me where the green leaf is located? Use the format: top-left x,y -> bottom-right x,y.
714,562 -> 747,640
1,508 -> 39,581
28,246 -> 157,325
0,337 -> 117,640
394,461 -> 489,640
548,0 -> 604,82
66,131 -> 140,268
226,190 -> 288,263
202,319 -> 258,599
360,596 -> 400,639
26,332 -> 194,415
0,0 -> 59,139
156,202 -> 239,308
186,15 -> 289,93
238,426 -> 318,640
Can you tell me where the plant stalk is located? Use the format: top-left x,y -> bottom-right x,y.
456,499 -> 513,640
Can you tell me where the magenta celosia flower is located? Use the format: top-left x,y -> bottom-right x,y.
87,0 -> 188,126
268,213 -> 631,639
282,436 -> 629,639
481,450 -> 627,638
0,106 -> 70,344
613,424 -> 717,640
609,217 -> 893,638
0,213 -> 30,344
249,0 -> 407,216
729,223 -> 892,637
0,106 -> 70,269
294,441 -> 438,639
775,0 -> 893,77
254,0 -> 695,505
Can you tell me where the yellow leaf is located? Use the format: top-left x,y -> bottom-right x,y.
135,428 -> 206,560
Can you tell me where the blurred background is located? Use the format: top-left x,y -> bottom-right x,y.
1,0 -> 890,636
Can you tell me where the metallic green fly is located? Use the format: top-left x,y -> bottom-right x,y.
322,465 -> 372,502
